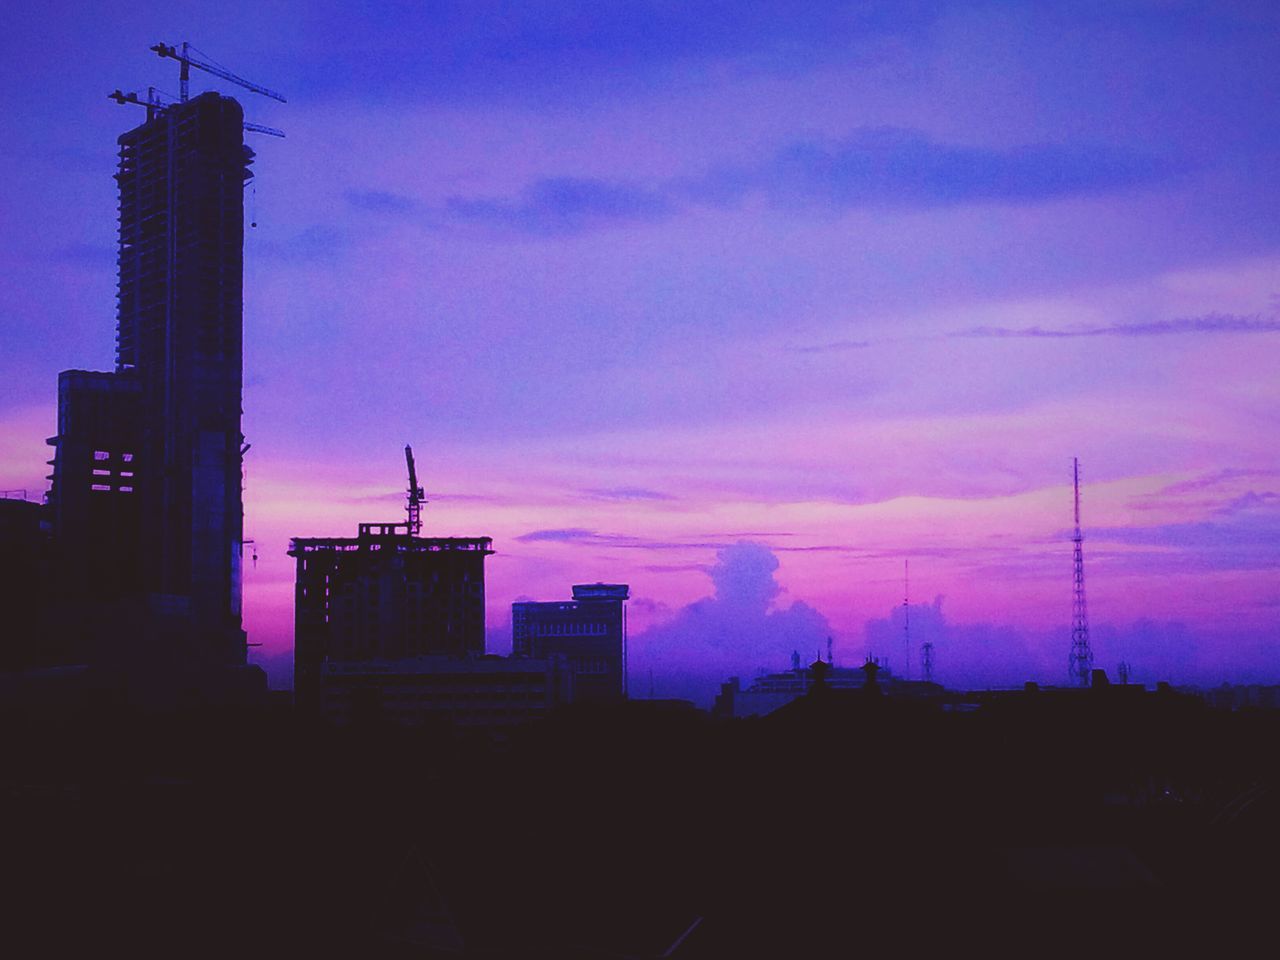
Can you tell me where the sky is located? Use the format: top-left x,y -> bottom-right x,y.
1,1 -> 1277,698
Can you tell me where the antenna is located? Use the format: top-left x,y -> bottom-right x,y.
1068,457 -> 1094,686
903,559 -> 911,681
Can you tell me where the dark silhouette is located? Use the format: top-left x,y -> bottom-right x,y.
513,583 -> 630,700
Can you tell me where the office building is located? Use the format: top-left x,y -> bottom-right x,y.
512,583 -> 629,701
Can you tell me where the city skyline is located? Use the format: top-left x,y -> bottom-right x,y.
2,2 -> 1277,694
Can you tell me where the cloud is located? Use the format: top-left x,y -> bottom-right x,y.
863,597 -> 1041,689
792,339 -> 873,354
419,128 -> 1171,237
346,190 -> 418,214
444,177 -> 676,236
1093,491 -> 1280,572
582,486 -> 676,502
860,599 -> 1241,688
631,542 -> 833,704
952,312 -> 1280,340
515,527 -> 608,543
684,128 -> 1170,212
293,2 -> 941,104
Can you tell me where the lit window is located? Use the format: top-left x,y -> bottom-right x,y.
94,451 -> 109,461
119,486 -> 133,493
91,484 -> 111,492
122,453 -> 134,462
93,469 -> 110,476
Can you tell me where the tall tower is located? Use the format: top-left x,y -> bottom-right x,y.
115,91 -> 253,664
1068,457 -> 1093,686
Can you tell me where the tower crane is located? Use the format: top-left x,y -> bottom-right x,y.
109,88 -> 284,137
405,445 -> 426,536
151,42 -> 287,104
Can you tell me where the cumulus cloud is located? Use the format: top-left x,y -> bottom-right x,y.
631,542 -> 833,704
860,598 -> 1247,688
863,596 -> 1040,689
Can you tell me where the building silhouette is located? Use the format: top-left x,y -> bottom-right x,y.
0,496 -> 55,670
42,91 -> 254,671
512,583 -> 629,701
289,522 -> 494,710
318,654 -> 573,728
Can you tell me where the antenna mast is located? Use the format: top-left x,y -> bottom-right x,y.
903,559 -> 910,681
1068,457 -> 1094,686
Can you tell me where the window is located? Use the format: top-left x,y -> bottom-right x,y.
94,451 -> 109,461
119,486 -> 133,493
93,469 -> 110,476
121,453 -> 134,463
91,484 -> 111,492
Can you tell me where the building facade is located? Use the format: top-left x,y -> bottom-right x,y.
289,522 -> 494,710
512,583 -> 629,701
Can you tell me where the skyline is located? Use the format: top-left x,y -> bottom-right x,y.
2,2 -> 1278,694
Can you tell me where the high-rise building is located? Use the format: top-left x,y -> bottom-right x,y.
288,522 -> 494,710
46,91 -> 253,667
512,584 -> 629,701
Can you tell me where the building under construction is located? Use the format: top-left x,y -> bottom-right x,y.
41,87 -> 256,670
289,522 -> 494,711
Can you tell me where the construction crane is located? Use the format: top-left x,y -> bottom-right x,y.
108,88 -> 284,137
151,42 -> 287,104
405,445 -> 426,536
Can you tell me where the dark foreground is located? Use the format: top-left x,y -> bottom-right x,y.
4,685 -> 1279,956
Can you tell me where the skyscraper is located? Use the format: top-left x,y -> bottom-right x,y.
48,91 -> 253,667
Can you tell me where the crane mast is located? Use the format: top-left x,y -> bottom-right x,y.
405,445 -> 425,536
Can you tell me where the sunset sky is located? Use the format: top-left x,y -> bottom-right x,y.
2,2 -> 1277,696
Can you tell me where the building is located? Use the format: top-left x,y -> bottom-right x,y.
318,654 -> 573,728
0,496 -> 55,671
712,652 -> 894,719
288,522 -> 494,710
44,91 -> 254,668
512,584 -> 629,701
46,370 -> 144,617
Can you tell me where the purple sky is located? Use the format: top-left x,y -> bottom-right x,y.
2,2 -> 1278,695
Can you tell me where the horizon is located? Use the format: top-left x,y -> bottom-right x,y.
2,1 -> 1277,697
